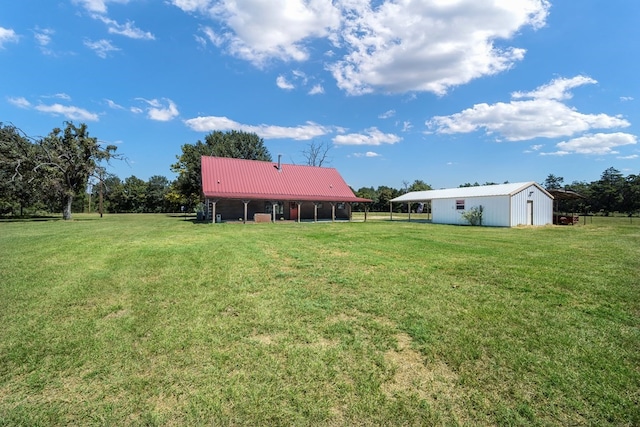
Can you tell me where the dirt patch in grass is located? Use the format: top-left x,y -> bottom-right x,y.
103,308 -> 130,319
382,332 -> 467,424
251,333 -> 277,345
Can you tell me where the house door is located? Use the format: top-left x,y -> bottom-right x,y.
527,200 -> 533,225
290,202 -> 298,221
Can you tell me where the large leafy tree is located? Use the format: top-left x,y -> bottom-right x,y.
407,179 -> 432,192
37,122 -> 118,220
0,123 -> 40,215
171,130 -> 271,207
591,167 -> 625,215
146,175 -> 171,213
96,174 -> 124,213
354,186 -> 377,212
376,185 -> 400,212
543,174 -> 564,190
621,174 -> 640,215
121,176 -> 148,213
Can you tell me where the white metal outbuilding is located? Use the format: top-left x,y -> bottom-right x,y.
390,182 -> 554,227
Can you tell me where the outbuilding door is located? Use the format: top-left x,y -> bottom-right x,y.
289,202 -> 298,221
527,200 -> 534,225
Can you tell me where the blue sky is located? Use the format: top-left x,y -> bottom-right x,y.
1,0 -> 638,190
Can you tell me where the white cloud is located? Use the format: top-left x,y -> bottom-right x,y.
183,0 -> 341,65
84,39 -> 120,58
138,98 -> 180,121
171,0 -> 212,13
276,70 -> 321,92
308,84 -> 324,95
171,1 -> 549,95
0,27 -> 19,48
329,0 -> 549,95
353,151 -> 381,158
427,76 -> 630,141
184,115 -> 331,140
34,28 -> 54,53
379,110 -> 395,119
401,121 -> 413,132
333,127 -> 401,146
292,70 -> 307,81
617,154 -> 638,159
512,75 -> 597,100
620,96 -> 634,102
93,15 -> 155,40
73,0 -> 130,14
35,103 -> 99,121
199,26 -> 224,47
549,133 -> 637,155
105,99 -> 125,109
276,75 -> 295,90
8,97 -> 31,108
8,96 -> 99,121
47,93 -> 72,101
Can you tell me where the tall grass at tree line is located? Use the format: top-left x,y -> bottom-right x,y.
0,214 -> 638,426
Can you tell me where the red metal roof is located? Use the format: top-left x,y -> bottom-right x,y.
201,156 -> 371,203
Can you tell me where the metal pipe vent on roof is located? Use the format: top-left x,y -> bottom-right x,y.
276,154 -> 282,171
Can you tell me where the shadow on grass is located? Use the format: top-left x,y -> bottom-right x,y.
0,215 -> 62,223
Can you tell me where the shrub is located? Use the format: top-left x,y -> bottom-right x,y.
461,205 -> 483,226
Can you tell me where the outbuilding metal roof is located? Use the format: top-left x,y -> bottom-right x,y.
547,188 -> 585,200
391,182 -> 553,202
201,156 -> 370,202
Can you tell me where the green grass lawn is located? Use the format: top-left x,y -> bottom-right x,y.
1,214 -> 638,426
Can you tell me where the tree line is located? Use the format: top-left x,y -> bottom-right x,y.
2,121 -> 639,218
542,170 -> 640,216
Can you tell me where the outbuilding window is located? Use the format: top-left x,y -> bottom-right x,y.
456,199 -> 465,210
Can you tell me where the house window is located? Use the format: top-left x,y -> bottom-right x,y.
265,202 -> 283,214
456,199 -> 465,210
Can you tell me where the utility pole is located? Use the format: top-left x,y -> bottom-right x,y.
99,168 -> 104,218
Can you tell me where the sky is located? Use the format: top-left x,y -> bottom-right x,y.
1,0 -> 638,190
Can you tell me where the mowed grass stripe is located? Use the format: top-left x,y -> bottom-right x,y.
0,214 -> 638,426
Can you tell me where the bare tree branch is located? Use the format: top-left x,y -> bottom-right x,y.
302,140 -> 332,167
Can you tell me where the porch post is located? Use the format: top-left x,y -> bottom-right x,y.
272,202 -> 277,222
242,200 -> 250,224
364,204 -> 368,222
390,202 -> 393,221
210,200 -> 218,223
331,203 -> 336,222
314,203 -> 319,222
297,202 -> 302,223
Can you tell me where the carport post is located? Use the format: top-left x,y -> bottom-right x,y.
408,202 -> 411,222
390,202 -> 393,221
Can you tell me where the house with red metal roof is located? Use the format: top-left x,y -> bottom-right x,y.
201,156 -> 371,222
